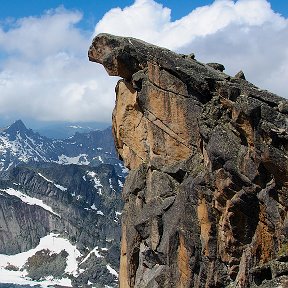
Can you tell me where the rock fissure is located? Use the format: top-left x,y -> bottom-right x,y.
145,73 -> 191,99
89,33 -> 288,288
144,109 -> 193,150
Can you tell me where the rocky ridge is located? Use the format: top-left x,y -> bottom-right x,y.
0,162 -> 123,287
89,33 -> 288,287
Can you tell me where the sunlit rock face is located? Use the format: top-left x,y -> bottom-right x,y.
89,33 -> 288,288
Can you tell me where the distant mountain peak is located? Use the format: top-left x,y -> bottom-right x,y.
0,120 -> 124,175
6,119 -> 28,133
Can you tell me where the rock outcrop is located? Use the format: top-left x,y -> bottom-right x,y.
89,33 -> 288,288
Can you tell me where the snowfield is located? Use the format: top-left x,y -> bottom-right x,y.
0,188 -> 60,217
0,233 -> 82,287
57,153 -> 90,165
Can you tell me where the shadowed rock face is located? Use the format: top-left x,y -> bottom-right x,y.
89,33 -> 288,288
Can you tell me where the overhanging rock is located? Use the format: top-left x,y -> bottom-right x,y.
89,33 -> 288,288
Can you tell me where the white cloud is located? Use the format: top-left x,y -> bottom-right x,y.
95,0 -> 288,98
0,7 -> 84,59
0,7 -> 117,123
96,0 -> 171,42
0,1 -> 287,125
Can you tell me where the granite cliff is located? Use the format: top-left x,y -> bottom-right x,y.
89,33 -> 288,288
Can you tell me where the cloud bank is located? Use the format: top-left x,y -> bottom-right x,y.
0,7 -> 116,123
0,0 -> 287,123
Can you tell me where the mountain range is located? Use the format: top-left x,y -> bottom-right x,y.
0,120 -> 127,177
0,120 -> 125,287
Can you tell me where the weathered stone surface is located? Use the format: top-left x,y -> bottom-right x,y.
234,70 -> 246,80
89,33 -> 288,288
207,62 -> 225,72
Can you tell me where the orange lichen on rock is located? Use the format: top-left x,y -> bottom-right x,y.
89,33 -> 288,288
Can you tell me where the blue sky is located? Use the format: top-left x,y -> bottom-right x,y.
0,0 -> 287,126
1,1 -> 214,25
1,1 -> 287,27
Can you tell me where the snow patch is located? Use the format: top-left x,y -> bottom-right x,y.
118,163 -> 129,174
91,204 -> 97,210
118,179 -> 124,188
0,133 -> 49,167
54,184 -> 67,191
68,125 -> 83,129
106,264 -> 118,278
38,173 -> 67,191
0,188 -> 60,217
0,269 -> 72,287
80,246 -> 104,264
87,171 -> 103,195
57,154 -> 90,165
0,233 -> 82,287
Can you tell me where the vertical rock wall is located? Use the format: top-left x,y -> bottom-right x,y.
89,34 -> 288,288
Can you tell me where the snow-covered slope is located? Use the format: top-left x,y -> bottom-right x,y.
0,234 -> 79,287
0,120 -> 57,170
0,233 -> 118,287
